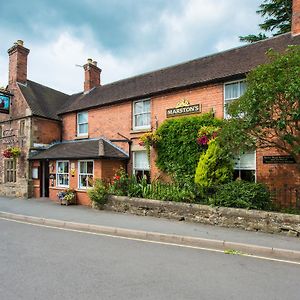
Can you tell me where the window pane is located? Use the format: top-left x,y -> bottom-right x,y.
79,123 -> 88,134
234,152 -> 256,170
143,100 -> 150,112
134,102 -> 144,114
225,83 -> 239,100
87,175 -> 94,187
135,115 -> 143,127
87,162 -> 93,174
78,112 -> 88,123
240,81 -> 247,95
134,151 -> 150,170
80,162 -> 86,173
79,175 -> 87,188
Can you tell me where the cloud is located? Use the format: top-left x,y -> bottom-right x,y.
0,0 -> 263,93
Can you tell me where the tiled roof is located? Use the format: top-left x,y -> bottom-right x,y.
18,80 -> 69,120
29,138 -> 129,160
59,33 -> 300,114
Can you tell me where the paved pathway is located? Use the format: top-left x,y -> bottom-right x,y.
0,196 -> 299,252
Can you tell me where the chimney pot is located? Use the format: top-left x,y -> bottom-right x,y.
16,40 -> 24,46
87,58 -> 93,63
92,61 -> 97,66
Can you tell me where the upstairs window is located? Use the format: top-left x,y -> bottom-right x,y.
224,80 -> 246,118
77,112 -> 88,136
19,120 -> 25,136
133,99 -> 151,130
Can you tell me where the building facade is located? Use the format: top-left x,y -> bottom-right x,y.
1,0 -> 300,206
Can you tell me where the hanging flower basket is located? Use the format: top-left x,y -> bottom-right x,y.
2,146 -> 21,158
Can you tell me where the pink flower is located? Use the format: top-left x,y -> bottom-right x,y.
197,135 -> 209,146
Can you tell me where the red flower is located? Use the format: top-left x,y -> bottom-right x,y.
114,175 -> 121,181
3,149 -> 12,158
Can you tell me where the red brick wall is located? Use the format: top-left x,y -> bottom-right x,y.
32,117 -> 61,144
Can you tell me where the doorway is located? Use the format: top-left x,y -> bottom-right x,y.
40,160 -> 49,197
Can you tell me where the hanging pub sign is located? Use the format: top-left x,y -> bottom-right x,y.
0,91 -> 11,114
166,99 -> 201,118
263,155 -> 296,164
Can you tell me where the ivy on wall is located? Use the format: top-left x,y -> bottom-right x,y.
155,113 -> 223,183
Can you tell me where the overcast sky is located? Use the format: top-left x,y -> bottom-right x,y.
0,0 -> 262,94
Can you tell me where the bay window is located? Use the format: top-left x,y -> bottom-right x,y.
133,99 -> 151,130
78,160 -> 94,189
56,161 -> 69,187
77,111 -> 88,136
133,151 -> 150,183
224,80 -> 246,118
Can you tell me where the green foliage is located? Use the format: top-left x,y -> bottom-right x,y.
240,0 -> 292,43
195,140 -> 233,194
156,113 -> 223,183
212,181 -> 271,210
219,46 -> 300,162
88,179 -> 108,205
109,169 -> 196,203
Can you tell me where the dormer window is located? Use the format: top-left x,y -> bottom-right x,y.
133,99 -> 151,130
77,111 -> 88,136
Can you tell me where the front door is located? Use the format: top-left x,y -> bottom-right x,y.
40,161 -> 49,197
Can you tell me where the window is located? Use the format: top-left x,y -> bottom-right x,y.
224,80 -> 246,118
234,151 -> 256,182
19,120 -> 25,136
78,160 -> 94,189
4,159 -> 16,183
133,99 -> 151,130
0,125 -> 2,139
77,112 -> 88,136
133,151 -> 150,183
56,161 -> 69,187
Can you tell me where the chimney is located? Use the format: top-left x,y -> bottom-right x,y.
83,58 -> 101,92
7,40 -> 30,85
292,0 -> 300,36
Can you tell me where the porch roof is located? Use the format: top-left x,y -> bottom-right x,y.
29,138 -> 129,161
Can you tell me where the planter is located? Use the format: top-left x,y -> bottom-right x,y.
57,190 -> 76,206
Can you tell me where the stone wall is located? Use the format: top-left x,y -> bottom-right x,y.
104,195 -> 300,237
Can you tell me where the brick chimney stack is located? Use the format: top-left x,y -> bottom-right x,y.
292,0 -> 300,36
83,58 -> 101,92
7,40 -> 30,85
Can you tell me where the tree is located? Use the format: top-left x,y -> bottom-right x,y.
219,46 -> 300,164
240,0 -> 292,43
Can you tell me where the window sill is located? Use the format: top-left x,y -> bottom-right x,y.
75,135 -> 89,140
130,128 -> 152,134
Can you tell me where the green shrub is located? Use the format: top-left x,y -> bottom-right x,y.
195,140 -> 233,194
212,181 -> 271,210
156,113 -> 223,183
88,179 -> 108,205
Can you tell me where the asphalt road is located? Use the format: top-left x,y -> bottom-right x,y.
1,218 -> 300,300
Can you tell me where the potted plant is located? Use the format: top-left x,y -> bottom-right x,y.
57,188 -> 76,205
2,146 -> 21,158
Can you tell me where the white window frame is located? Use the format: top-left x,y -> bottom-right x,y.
78,160 -> 94,189
224,79 -> 246,119
77,111 -> 88,136
234,151 -> 256,182
56,160 -> 70,188
132,99 -> 151,130
132,151 -> 150,177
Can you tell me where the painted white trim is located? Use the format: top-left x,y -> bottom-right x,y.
132,99 -> 151,130
56,160 -> 70,188
132,151 -> 150,176
78,160 -> 94,190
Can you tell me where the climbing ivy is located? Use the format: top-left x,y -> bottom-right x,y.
155,113 -> 223,183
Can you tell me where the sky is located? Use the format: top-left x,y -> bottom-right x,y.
0,0 -> 263,94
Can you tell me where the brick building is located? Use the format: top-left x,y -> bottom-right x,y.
1,1 -> 300,205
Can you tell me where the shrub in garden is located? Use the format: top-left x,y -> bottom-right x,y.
88,179 -> 108,206
212,181 -> 271,210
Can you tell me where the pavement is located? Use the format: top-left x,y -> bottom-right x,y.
0,196 -> 300,262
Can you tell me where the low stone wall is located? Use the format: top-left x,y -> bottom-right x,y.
104,195 -> 300,237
